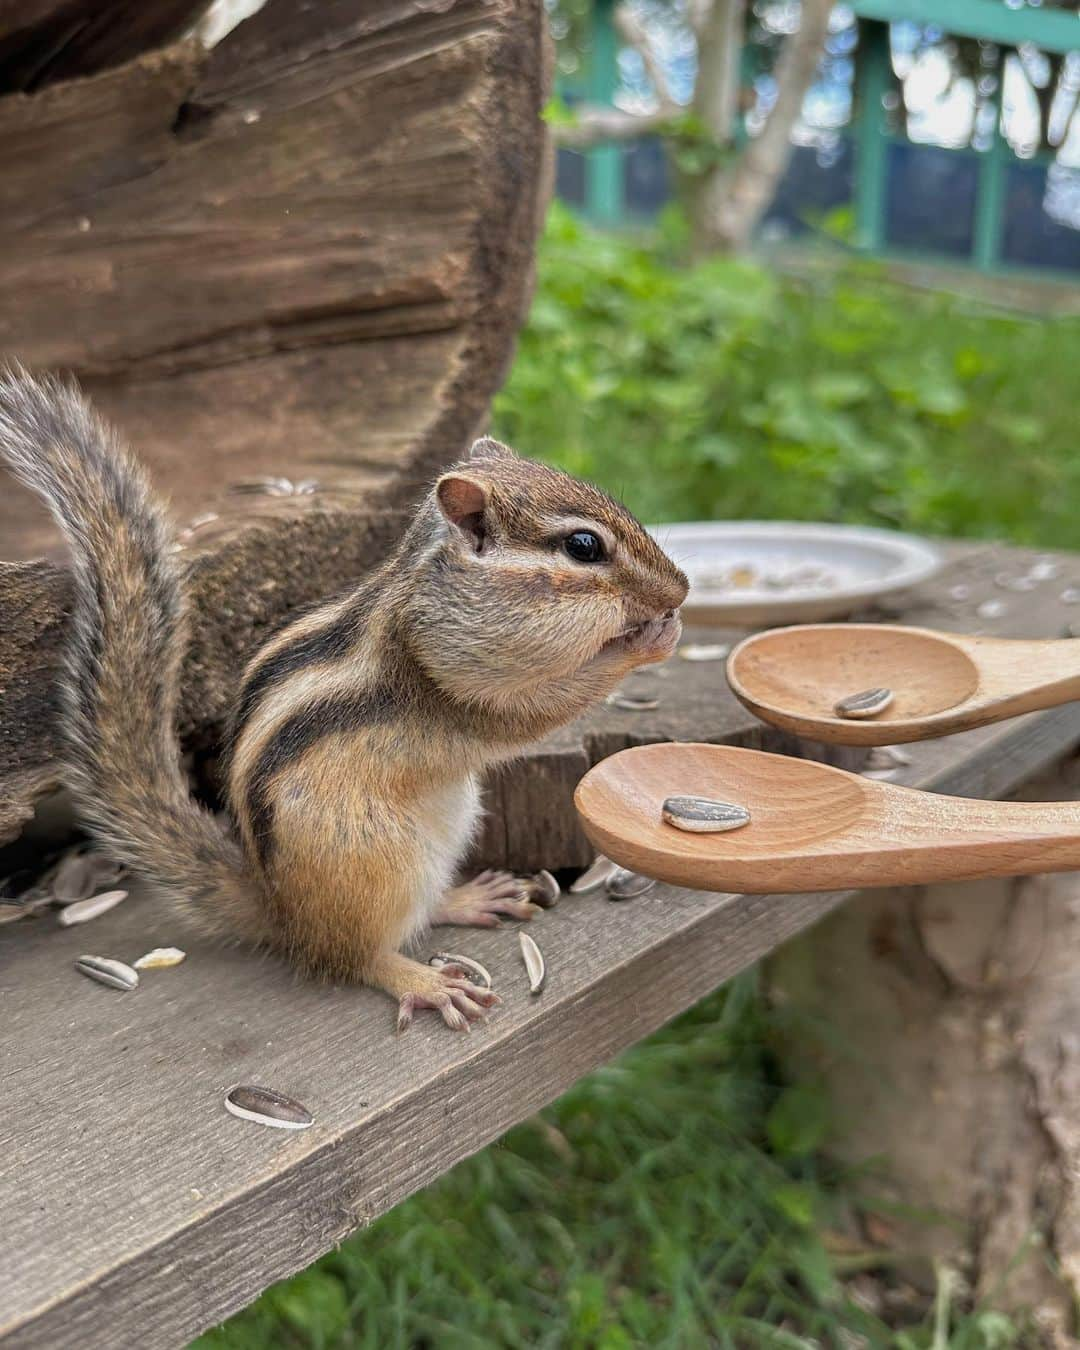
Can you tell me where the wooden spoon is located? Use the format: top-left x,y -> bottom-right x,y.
726,623 -> 1080,746
574,742 -> 1080,894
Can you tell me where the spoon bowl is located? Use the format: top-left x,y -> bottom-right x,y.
575,742 -> 1080,894
727,624 -> 1080,745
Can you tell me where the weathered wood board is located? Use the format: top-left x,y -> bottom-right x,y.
3,541 -> 1080,1348
0,0 -> 551,843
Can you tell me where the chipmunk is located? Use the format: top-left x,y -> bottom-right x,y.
0,370 -> 687,1029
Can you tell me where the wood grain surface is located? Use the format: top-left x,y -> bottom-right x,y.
2,704 -> 1079,1349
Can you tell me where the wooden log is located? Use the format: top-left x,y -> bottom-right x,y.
0,1 -> 209,93
0,0 -> 551,841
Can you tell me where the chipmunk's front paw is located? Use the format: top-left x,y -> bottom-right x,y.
396,966 -> 500,1032
434,870 -> 542,928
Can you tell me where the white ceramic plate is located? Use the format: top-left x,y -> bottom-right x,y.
648,521 -> 942,627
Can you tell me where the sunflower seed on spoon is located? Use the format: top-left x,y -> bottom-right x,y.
834,687 -> 894,720
661,796 -> 751,834
57,889 -> 129,927
133,947 -> 187,970
519,932 -> 546,994
75,954 -> 139,991
606,691 -> 660,712
224,1085 -> 314,1130
606,867 -> 655,901
570,854 -> 619,894
428,952 -> 492,990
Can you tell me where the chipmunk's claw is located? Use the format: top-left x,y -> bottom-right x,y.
434,870 -> 542,927
396,973 -> 500,1032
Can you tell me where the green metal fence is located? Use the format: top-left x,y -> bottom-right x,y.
560,0 -> 1080,278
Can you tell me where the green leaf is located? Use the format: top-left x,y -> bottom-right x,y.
766,1083 -> 829,1158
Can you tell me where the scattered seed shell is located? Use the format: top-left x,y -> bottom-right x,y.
225,1085 -> 314,1130
606,867 -> 656,901
428,952 -> 493,990
976,598 -> 1007,620
57,889 -> 129,927
678,642 -> 731,662
661,796 -> 751,833
133,946 -> 187,970
606,691 -> 660,712
864,746 -> 912,771
227,476 -> 295,497
570,854 -> 619,894
51,851 -> 97,903
76,954 -> 139,991
530,869 -> 561,907
834,687 -> 894,720
519,932 -> 546,994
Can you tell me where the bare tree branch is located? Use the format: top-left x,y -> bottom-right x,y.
705,0 -> 833,252
552,104 -> 675,149
614,2 -> 678,112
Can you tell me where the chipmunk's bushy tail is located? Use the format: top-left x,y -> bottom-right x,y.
0,367 -> 264,940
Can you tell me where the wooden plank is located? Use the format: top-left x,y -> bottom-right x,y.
2,681 -> 1078,1349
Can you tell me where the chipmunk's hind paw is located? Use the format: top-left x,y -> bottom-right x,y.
396,970 -> 500,1032
434,870 -> 541,928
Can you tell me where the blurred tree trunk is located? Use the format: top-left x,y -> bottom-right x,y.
768,759 -> 1080,1347
689,0 -> 832,255
555,0 -> 833,258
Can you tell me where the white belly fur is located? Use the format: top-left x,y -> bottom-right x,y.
398,773 -> 483,948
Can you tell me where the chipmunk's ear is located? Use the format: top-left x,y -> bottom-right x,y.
468,436 -> 517,462
436,473 -> 490,552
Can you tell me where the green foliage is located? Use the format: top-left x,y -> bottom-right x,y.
493,204 -> 1080,551
197,978 -> 1029,1350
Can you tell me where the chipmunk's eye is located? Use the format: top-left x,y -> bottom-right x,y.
564,530 -> 606,564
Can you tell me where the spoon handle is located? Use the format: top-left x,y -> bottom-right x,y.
972,636 -> 1080,701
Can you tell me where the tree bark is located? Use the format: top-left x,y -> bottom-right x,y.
699,0 -> 832,254
767,757 -> 1080,1347
683,0 -> 742,256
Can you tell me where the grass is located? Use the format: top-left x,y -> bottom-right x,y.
196,208 -> 1071,1349
196,975 -> 1031,1350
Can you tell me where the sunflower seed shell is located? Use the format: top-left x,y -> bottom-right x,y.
76,955 -> 139,991
428,952 -> 493,990
57,889 -> 129,927
678,642 -> 731,662
225,1085 -> 314,1130
519,932 -> 546,994
661,796 -> 750,833
606,867 -> 656,901
133,947 -> 187,970
570,854 -> 619,893
606,691 -> 660,712
531,869 -> 560,907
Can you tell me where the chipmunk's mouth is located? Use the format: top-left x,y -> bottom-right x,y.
599,610 -> 682,663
